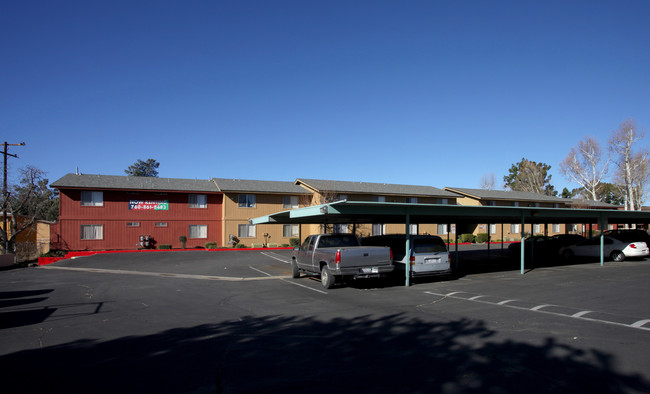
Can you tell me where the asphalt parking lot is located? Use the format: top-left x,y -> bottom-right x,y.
1,248 -> 650,393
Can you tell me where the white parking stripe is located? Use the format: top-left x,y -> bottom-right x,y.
249,265 -> 328,294
260,251 -> 291,264
631,319 -> 650,328
40,265 -> 290,281
423,291 -> 650,332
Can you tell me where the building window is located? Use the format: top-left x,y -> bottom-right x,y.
409,224 -> 418,234
337,194 -> 348,201
155,222 -> 168,227
155,192 -> 168,196
437,198 -> 449,205
406,197 -> 418,204
238,194 -> 256,208
189,194 -> 207,208
489,224 -> 497,234
487,200 -> 496,206
552,224 -> 560,233
511,224 -> 520,234
126,222 -> 140,227
81,191 -> 103,207
512,201 -> 520,207
372,224 -> 385,235
283,224 -> 300,237
189,225 -> 208,239
533,224 -> 541,233
238,224 -> 256,238
437,224 -> 448,235
81,225 -> 103,240
283,196 -> 299,209
372,196 -> 386,202
333,224 -> 349,234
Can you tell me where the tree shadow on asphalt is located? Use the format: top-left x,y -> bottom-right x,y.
1,313 -> 648,393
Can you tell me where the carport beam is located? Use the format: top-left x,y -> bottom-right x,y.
520,214 -> 525,274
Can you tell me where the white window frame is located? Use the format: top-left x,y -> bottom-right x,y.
511,224 -> 520,234
406,197 -> 418,204
372,196 -> 386,202
189,224 -> 208,239
283,224 -> 300,237
189,194 -> 208,208
238,224 -> 256,238
81,224 -> 103,240
409,224 -> 418,234
437,224 -> 448,235
155,222 -> 168,227
489,224 -> 497,234
552,224 -> 560,233
533,224 -> 541,234
372,223 -> 386,236
337,194 -> 348,201
333,224 -> 349,234
437,198 -> 449,205
283,196 -> 299,209
126,222 -> 140,227
238,194 -> 256,208
81,191 -> 103,207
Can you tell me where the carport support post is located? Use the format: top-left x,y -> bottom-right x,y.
520,214 -> 526,275
599,215 -> 606,267
405,212 -> 411,287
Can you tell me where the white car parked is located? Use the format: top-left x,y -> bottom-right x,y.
559,236 -> 649,262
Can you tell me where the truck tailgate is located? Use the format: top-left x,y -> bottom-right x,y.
338,246 -> 392,267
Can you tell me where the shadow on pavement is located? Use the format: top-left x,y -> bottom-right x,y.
1,313 -> 648,393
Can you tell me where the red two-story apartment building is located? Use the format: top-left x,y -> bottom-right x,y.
51,174 -> 223,250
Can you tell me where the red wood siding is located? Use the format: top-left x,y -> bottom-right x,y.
56,189 -> 222,250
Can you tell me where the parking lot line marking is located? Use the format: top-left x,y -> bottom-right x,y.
572,311 -> 593,318
249,265 -> 328,294
39,266 -> 290,281
531,304 -> 553,311
423,291 -> 650,332
260,252 -> 291,264
497,300 -> 516,305
631,319 -> 650,328
469,295 -> 485,301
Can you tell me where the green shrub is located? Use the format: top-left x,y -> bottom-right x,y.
235,243 -> 248,248
460,233 -> 475,243
289,238 -> 300,247
159,244 -> 172,250
179,235 -> 187,249
281,243 -> 290,247
475,233 -> 489,243
205,242 -> 218,249
40,249 -> 67,257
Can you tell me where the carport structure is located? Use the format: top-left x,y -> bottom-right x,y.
250,200 -> 650,286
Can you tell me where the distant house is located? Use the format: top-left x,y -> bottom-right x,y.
1,213 -> 51,262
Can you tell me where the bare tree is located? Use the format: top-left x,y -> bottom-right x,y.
479,173 -> 495,190
559,136 -> 609,200
0,166 -> 57,254
609,119 -> 646,210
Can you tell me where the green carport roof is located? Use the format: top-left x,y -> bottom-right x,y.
250,200 -> 650,226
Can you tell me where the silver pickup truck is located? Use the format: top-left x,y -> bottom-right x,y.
291,233 -> 394,289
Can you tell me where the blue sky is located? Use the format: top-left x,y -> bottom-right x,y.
2,1 -> 649,193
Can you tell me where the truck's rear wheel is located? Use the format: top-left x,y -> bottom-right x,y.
291,259 -> 300,278
321,265 -> 335,289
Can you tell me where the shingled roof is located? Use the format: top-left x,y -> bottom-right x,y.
51,174 -> 220,193
213,178 -> 311,194
296,178 -> 459,198
444,187 -> 569,203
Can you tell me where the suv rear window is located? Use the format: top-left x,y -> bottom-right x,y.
413,238 -> 447,253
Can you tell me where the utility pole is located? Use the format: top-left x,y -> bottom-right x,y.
2,142 -> 26,255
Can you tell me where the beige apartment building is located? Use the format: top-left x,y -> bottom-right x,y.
443,187 -> 617,240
